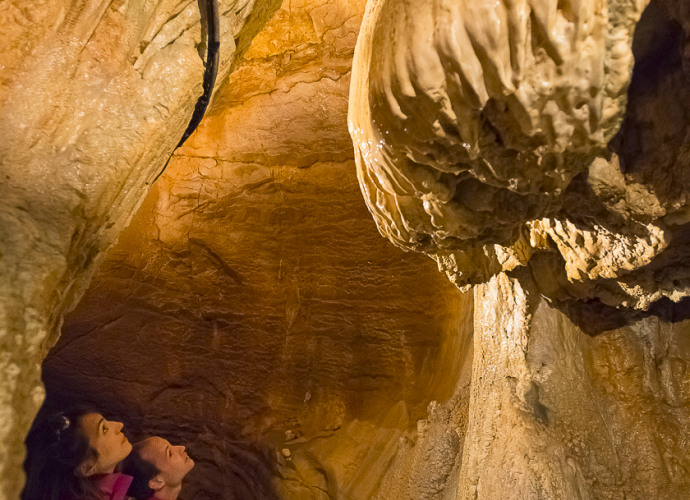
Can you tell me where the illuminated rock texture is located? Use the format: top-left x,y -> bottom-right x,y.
371,273 -> 690,500
350,0 -> 690,311
6,0 -> 690,500
347,0 -> 690,498
0,0 -> 273,497
41,1 -> 471,499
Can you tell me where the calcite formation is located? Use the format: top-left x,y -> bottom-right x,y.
349,0 -> 690,310
347,0 -> 690,498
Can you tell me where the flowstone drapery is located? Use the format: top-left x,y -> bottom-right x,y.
350,0 -> 690,311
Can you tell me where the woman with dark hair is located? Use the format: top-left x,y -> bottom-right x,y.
121,437 -> 194,500
23,408 -> 133,500
120,447 -> 159,500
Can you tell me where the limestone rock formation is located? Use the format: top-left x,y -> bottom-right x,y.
5,0 -> 690,499
347,0 -> 690,498
451,274 -> 690,500
349,0 -> 690,310
0,0 -> 276,497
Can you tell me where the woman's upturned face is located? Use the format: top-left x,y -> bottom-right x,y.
79,413 -> 132,475
138,436 -> 194,487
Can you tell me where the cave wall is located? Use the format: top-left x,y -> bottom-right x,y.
462,276 -> 690,499
371,277 -> 690,500
0,0 -> 280,497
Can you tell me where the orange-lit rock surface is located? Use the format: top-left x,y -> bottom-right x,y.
41,2 -> 471,498
7,0 -> 690,499
0,1 -> 273,496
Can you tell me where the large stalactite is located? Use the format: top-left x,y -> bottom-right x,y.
350,0 -> 690,311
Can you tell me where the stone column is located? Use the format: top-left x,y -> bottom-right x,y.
457,273 -> 594,499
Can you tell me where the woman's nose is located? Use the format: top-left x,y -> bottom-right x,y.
112,420 -> 124,433
174,445 -> 185,453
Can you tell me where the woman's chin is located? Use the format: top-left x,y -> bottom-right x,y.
121,441 -> 133,460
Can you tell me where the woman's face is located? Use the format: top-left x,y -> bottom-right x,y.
79,413 -> 132,475
138,436 -> 194,487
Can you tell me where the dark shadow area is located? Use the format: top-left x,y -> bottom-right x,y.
609,0 -> 689,196
22,385 -> 282,500
559,296 -> 690,337
627,0 -> 684,96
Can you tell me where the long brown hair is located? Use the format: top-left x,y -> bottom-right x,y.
22,408 -> 104,500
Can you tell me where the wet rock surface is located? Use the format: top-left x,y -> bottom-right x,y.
349,0 -> 690,310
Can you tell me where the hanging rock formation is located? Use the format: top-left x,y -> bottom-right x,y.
350,0 -> 690,311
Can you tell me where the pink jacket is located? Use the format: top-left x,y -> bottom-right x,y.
93,473 -> 133,500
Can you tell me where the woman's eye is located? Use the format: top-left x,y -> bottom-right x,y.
103,426 -> 107,434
